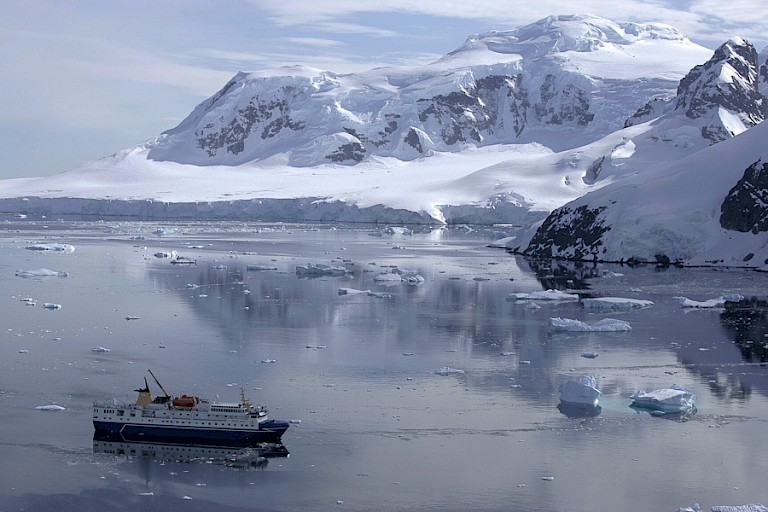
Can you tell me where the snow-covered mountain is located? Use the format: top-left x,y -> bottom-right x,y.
146,15 -> 709,167
2,14 -> 768,269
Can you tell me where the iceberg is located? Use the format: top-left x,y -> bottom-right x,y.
630,384 -> 696,413
550,317 -> 632,332
507,290 -> 580,302
581,297 -> 654,311
559,375 -> 601,406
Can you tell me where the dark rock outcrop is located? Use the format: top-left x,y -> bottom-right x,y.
720,159 -> 768,233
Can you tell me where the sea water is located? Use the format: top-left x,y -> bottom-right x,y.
1,219 -> 767,512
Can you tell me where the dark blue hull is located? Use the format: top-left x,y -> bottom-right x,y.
93,419 -> 289,444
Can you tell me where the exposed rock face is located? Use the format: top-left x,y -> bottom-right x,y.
720,160 -> 768,233
524,204 -> 611,260
624,98 -> 671,128
675,38 -> 766,143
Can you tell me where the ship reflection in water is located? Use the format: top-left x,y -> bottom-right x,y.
93,432 -> 289,470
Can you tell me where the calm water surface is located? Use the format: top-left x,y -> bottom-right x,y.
1,220 -> 767,511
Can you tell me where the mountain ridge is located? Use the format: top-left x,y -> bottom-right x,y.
2,14 -> 768,269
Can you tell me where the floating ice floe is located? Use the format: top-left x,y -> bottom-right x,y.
154,250 -> 178,259
170,256 -> 196,265
36,404 -> 66,411
403,273 -> 425,286
507,290 -> 580,302
676,294 -> 744,309
630,384 -> 696,413
247,264 -> 278,271
559,375 -> 601,406
15,268 -> 69,278
24,243 -> 75,253
338,287 -> 370,295
92,346 -> 110,352
383,226 -> 413,235
296,263 -> 348,277
581,297 -> 654,311
125,316 -> 140,320
550,317 -> 631,332
43,303 -> 62,310
679,504 -> 768,512
581,352 -> 599,358
435,366 -> 464,376
373,272 -> 405,283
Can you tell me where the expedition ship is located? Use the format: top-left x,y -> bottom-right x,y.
92,371 -> 289,444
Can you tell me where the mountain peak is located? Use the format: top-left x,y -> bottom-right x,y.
675,37 -> 766,142
447,14 -> 688,59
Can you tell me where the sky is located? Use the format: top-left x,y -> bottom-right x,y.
1,0 -> 767,179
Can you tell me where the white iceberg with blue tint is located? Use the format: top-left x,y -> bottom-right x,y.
559,375 -> 601,406
550,317 -> 632,332
631,384 -> 696,413
677,294 -> 744,309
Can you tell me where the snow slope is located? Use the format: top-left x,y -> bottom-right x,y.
518,117 -> 768,267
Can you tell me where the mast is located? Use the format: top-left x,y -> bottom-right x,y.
148,369 -> 171,398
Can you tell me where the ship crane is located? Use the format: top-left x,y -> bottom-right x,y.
148,369 -> 171,400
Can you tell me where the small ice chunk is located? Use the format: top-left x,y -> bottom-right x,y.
246,264 -> 278,271
125,316 -> 140,320
154,251 -> 178,259
581,352 -> 599,359
581,297 -> 653,311
92,346 -> 110,352
296,263 -> 348,277
506,290 -> 579,302
36,404 -> 66,411
559,375 -> 601,406
434,366 -> 464,376
19,349 -> 29,353
550,317 -> 631,332
630,384 -> 696,413
43,303 -> 62,310
373,272 -> 404,283
338,288 -> 370,295
403,274 -> 425,285
260,359 -> 277,363
25,243 -> 75,253
541,476 -> 555,481
15,268 -> 69,278
677,504 -> 701,512
711,505 -> 768,512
